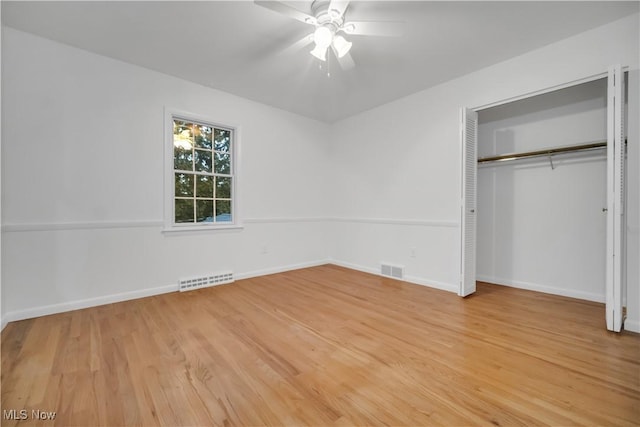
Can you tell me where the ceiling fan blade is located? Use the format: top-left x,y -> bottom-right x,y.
332,46 -> 355,71
254,1 -> 317,26
328,0 -> 350,19
342,21 -> 404,37
279,33 -> 314,56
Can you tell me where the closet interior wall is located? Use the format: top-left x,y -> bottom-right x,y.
476,78 -> 611,302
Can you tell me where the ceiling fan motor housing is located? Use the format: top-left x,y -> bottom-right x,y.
311,0 -> 346,30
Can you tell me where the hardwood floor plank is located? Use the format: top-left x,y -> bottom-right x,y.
2,265 -> 639,426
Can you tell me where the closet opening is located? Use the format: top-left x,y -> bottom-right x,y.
461,70 -> 629,330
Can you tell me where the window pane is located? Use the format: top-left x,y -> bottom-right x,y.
195,149 -> 212,173
194,125 -> 212,149
174,146 -> 193,171
196,200 -> 214,222
175,199 -> 194,223
215,199 -> 232,222
216,177 -> 231,199
214,128 -> 231,152
175,173 -> 194,197
170,117 -> 235,228
173,120 -> 194,150
196,175 -> 214,198
214,152 -> 231,174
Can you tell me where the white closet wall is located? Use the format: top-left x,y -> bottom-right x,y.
477,79 -> 609,301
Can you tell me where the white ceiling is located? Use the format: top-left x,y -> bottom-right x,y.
2,1 -> 638,123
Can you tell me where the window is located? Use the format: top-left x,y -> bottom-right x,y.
165,112 -> 238,230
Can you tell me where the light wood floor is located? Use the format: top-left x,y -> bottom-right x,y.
2,265 -> 639,426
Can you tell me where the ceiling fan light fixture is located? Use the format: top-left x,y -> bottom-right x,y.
310,44 -> 328,61
332,35 -> 352,58
313,26 -> 333,49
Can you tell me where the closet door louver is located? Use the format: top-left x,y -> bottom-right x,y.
460,108 -> 478,297
606,64 -> 625,332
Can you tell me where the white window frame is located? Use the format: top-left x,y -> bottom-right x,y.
163,108 -> 241,233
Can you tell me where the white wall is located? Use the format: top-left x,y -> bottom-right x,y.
2,13 -> 639,332
329,13 -> 640,331
477,79 -> 608,302
1,27 -> 330,323
0,4 -> 4,329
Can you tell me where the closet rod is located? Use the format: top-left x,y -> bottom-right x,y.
477,141 -> 607,164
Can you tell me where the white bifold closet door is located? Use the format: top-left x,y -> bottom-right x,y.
606,64 -> 626,332
459,66 -> 626,331
460,108 -> 478,297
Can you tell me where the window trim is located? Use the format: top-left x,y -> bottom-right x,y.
163,108 -> 242,233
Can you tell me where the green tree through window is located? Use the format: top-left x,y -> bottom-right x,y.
172,118 -> 233,225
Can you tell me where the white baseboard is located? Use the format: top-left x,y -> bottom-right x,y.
624,318 -> 640,333
329,259 -> 379,275
404,274 -> 458,293
329,259 -> 458,294
476,274 -> 605,303
0,262 -> 458,333
2,262 -> 618,330
2,283 -> 179,325
1,260 -> 331,327
235,259 -> 330,281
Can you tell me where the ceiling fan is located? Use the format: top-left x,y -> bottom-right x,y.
255,0 -> 403,70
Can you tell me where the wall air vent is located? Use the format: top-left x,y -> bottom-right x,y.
381,263 -> 404,280
179,271 -> 234,292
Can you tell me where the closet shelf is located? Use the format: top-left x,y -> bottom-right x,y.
477,141 -> 607,164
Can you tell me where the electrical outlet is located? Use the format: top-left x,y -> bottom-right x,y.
410,247 -> 416,258
261,245 -> 268,254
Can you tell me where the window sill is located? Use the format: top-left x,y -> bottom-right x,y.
162,223 -> 244,235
